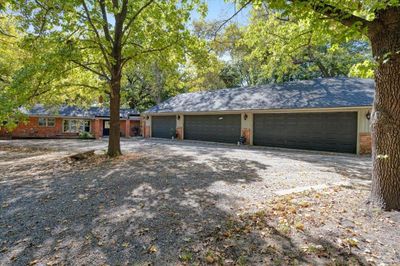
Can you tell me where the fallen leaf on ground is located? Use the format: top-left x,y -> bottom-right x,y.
148,245 -> 157,253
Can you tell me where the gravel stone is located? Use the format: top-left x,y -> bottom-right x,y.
0,138 -> 371,265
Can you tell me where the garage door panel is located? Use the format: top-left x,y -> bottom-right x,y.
152,116 -> 176,139
184,115 -> 241,143
254,112 -> 357,153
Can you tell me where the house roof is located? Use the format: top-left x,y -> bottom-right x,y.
21,105 -> 139,119
145,78 -> 375,114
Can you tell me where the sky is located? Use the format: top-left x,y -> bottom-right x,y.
190,0 -> 251,25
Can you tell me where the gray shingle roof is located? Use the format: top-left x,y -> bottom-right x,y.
145,78 -> 375,114
21,105 -> 139,119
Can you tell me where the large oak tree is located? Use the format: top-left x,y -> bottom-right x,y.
8,0 -> 202,156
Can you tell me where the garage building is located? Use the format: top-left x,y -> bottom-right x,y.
143,78 -> 374,154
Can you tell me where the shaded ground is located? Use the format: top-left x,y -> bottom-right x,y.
0,139 -> 397,265
194,186 -> 400,265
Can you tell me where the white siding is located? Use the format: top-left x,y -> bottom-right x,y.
176,114 -> 184,128
358,109 -> 371,133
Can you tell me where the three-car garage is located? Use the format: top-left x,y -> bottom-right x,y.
145,78 -> 374,154
150,112 -> 358,153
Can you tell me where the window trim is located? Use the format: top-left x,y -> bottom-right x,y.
46,118 -> 56,127
62,119 -> 91,133
38,117 -> 47,127
38,117 -> 55,127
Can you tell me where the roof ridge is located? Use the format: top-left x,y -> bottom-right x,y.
167,77 -> 373,98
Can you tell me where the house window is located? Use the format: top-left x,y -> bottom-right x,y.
38,117 -> 47,127
38,117 -> 55,127
63,119 -> 91,133
47,118 -> 55,127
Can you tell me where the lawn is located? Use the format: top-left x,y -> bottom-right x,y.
0,139 -> 398,265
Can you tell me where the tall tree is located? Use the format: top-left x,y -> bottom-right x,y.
9,0 -> 202,156
0,14 -> 25,128
121,50 -> 188,112
243,0 -> 400,210
194,14 -> 372,87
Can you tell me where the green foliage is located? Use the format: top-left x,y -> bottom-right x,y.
2,0 -> 202,128
219,64 -> 242,88
239,0 -> 400,82
189,21 -> 253,89
2,0 -> 394,123
349,60 -> 376,78
182,55 -> 227,91
179,250 -> 193,262
121,52 -> 187,112
190,6 -> 374,88
79,131 -> 94,139
119,22 -> 214,109
241,8 -> 373,82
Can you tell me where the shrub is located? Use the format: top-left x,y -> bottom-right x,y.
79,131 -> 93,139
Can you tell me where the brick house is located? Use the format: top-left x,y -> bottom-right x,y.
143,78 -> 374,154
0,105 -> 141,139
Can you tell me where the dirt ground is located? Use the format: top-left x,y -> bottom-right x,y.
0,139 -> 399,265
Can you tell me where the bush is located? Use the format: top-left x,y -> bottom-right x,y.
79,131 -> 93,139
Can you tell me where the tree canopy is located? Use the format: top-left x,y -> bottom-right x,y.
3,0 -> 207,155
1,0 -> 378,119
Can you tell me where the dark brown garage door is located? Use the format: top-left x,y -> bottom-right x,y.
253,112 -> 357,153
152,116 -> 176,139
184,115 -> 241,143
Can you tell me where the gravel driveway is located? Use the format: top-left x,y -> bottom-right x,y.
0,138 -> 371,265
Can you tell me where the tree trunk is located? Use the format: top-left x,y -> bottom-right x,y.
107,5 -> 124,157
107,74 -> 122,157
368,7 -> 400,210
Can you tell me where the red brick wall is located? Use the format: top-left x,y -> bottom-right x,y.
1,117 -> 146,139
144,126 -> 151,138
120,120 -> 126,137
176,127 -> 183,140
90,119 -> 143,139
360,132 -> 372,154
1,117 -> 64,138
92,119 -> 103,139
0,117 -> 99,139
130,120 -> 141,136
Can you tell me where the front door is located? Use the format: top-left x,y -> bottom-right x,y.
103,120 -> 110,136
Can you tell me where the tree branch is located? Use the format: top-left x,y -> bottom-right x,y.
81,0 -> 112,69
71,60 -> 110,80
297,0 -> 371,29
60,83 -> 103,91
213,0 -> 252,40
31,0 -> 56,37
122,0 -> 155,35
0,28 -> 16,38
122,36 -> 180,67
99,0 -> 114,43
